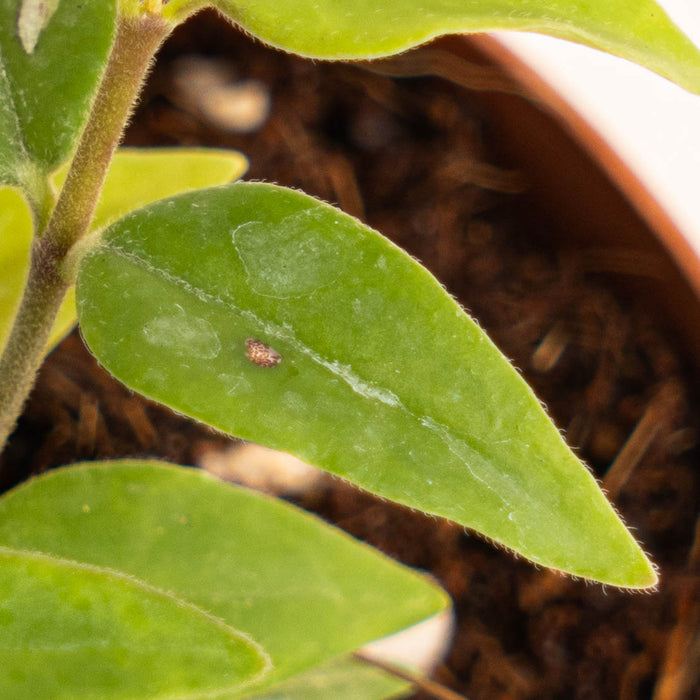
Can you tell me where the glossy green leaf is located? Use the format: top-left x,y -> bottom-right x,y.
75,182 -> 656,588
0,546 -> 269,699
190,0 -> 700,94
248,656 -> 410,700
0,0 -> 116,191
0,150 -> 246,356
0,461 -> 447,692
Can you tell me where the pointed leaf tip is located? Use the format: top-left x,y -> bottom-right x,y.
74,182 -> 654,587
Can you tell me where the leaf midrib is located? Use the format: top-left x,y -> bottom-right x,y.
98,242 -> 525,515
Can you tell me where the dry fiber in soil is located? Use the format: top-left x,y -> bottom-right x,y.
2,13 -> 699,700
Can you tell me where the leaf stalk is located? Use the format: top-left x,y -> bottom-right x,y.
0,13 -> 172,453
45,13 -> 171,255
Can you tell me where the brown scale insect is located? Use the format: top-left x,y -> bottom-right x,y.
245,338 -> 282,367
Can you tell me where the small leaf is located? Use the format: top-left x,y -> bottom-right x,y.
0,150 -> 246,357
52,147 -> 249,230
17,0 -> 60,54
0,461 -> 447,692
0,546 -> 269,699
198,0 -> 700,94
0,0 -> 116,190
75,182 -> 656,588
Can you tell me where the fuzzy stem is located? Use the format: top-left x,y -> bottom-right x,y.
0,13 -> 171,451
46,13 -> 171,255
0,237 -> 69,449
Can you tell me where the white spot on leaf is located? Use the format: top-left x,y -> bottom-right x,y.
142,305 -> 221,359
231,209 -> 343,298
17,0 -> 59,54
217,374 -> 253,396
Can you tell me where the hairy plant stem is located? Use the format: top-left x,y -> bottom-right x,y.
47,13 -> 172,255
0,12 -> 172,452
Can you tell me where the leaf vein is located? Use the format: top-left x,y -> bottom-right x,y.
100,244 -> 521,513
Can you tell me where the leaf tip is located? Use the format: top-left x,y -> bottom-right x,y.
584,530 -> 659,591
620,547 -> 659,591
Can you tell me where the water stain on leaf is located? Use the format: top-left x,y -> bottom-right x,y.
17,0 -> 60,54
231,210 -> 344,298
217,373 -> 254,396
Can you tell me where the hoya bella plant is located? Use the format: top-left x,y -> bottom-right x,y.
1,0 -> 699,697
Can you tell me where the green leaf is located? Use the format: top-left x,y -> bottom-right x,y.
0,546 -> 269,699
196,0 -> 700,94
0,0 -> 116,192
0,461 -> 447,692
0,150 -> 246,357
247,656 -> 410,700
0,188 -> 32,352
0,186 -> 71,350
74,182 -> 657,588
53,147 -> 249,230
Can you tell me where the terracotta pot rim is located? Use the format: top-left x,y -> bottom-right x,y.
468,33 -> 700,303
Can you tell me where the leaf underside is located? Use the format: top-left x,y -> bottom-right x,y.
201,0 -> 700,94
75,182 -> 656,588
0,461 -> 447,695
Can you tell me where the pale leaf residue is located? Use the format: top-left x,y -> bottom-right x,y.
237,308 -> 526,527
108,245 -> 530,542
217,373 -> 253,396
238,308 -> 401,408
420,417 -> 520,515
281,390 -> 306,412
323,359 -> 401,408
142,304 -> 221,359
231,209 -> 341,298
17,0 -> 60,54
